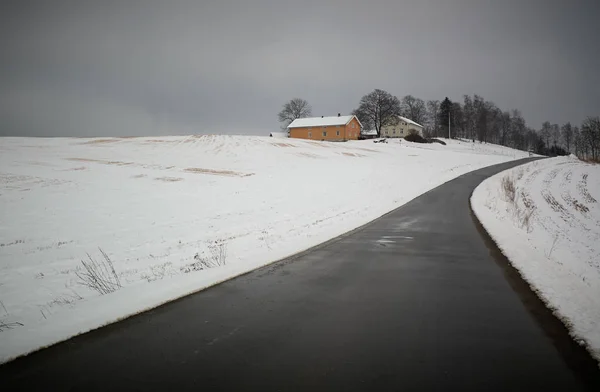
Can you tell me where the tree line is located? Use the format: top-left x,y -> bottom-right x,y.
278,91 -> 600,160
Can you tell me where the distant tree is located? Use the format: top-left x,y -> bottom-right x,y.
540,121 -> 551,147
426,100 -> 440,137
352,89 -> 401,137
551,123 -> 560,147
535,138 -> 547,155
510,110 -> 526,150
401,95 -> 427,125
473,96 -> 493,143
277,98 -> 312,129
451,102 -> 464,138
548,145 -> 569,157
462,95 -> 476,141
573,126 -> 583,157
526,127 -> 542,153
581,116 -> 600,160
499,111 -> 511,146
561,122 -> 573,152
439,97 -> 453,138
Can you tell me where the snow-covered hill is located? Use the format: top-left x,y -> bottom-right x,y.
472,157 -> 600,365
0,135 -> 529,363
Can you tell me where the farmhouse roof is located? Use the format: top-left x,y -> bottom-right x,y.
398,116 -> 423,128
288,115 -> 362,129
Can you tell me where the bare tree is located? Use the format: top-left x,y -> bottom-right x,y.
473,96 -> 494,143
510,110 -> 526,150
573,126 -> 583,157
540,121 -> 551,147
352,89 -> 401,137
277,98 -> 312,129
426,100 -> 440,137
551,123 -> 560,147
401,95 -> 427,125
451,102 -> 464,138
561,122 -> 573,152
499,111 -> 511,145
463,95 -> 476,141
581,116 -> 600,160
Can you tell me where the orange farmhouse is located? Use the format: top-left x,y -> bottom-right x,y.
287,114 -> 363,141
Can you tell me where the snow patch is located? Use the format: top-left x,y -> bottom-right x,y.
0,135 -> 530,363
471,157 -> 600,366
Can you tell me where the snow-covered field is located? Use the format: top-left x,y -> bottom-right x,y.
472,157 -> 600,364
0,135 -> 529,363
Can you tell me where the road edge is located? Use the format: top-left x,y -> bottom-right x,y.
469,166 -> 600,385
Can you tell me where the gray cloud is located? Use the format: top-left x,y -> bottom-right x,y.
1,0 -> 598,136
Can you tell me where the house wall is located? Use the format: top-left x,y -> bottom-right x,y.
289,117 -> 361,141
343,117 -> 361,140
381,120 -> 423,138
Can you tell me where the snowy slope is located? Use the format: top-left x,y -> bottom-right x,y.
0,135 -> 529,363
471,157 -> 600,365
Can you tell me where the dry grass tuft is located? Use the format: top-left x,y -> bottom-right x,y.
155,176 -> 183,182
501,176 -> 536,233
75,248 -> 121,295
180,242 -> 228,273
501,175 -> 516,203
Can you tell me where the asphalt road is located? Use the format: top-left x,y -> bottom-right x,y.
2,158 -> 599,391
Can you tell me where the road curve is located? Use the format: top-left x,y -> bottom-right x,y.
2,158 -> 599,391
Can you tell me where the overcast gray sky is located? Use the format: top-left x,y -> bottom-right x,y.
1,0 -> 598,137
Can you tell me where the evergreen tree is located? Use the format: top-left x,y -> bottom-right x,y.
438,97 -> 453,138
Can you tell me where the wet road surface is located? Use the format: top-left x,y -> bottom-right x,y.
2,158 -> 600,391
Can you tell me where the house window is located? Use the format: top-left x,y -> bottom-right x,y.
351,123 -> 356,128
308,132 -> 312,138
323,131 -> 327,137
336,130 -> 340,136
393,130 -> 396,134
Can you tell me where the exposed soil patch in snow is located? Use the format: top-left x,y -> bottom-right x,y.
472,157 -> 600,365
183,167 -> 254,177
0,135 -> 530,363
154,177 -> 184,182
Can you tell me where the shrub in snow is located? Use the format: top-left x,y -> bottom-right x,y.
404,133 -> 428,143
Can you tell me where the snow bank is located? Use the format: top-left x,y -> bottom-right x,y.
0,135 -> 529,363
471,157 -> 600,365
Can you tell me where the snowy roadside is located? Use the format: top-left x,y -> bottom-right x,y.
471,157 -> 600,365
0,135 -> 529,363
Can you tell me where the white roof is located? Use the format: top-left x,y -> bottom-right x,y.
398,116 -> 423,128
288,115 -> 358,128
361,129 -> 378,136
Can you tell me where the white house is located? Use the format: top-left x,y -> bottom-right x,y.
269,131 -> 288,138
381,116 -> 424,138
